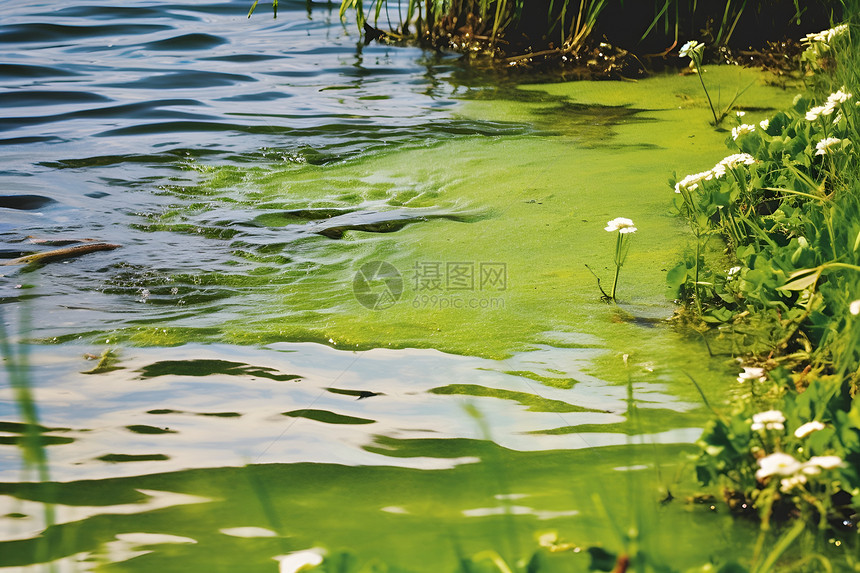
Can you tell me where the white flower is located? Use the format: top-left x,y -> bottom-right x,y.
800,463 -> 822,475
675,169 -> 714,192
728,266 -> 742,276
851,300 -> 860,315
737,366 -> 766,383
276,550 -> 325,573
751,409 -> 784,431
803,24 -> 849,45
780,474 -> 808,492
807,103 -> 837,121
605,217 -> 637,233
805,105 -> 827,121
759,119 -> 770,130
806,455 -> 843,470
753,410 -> 784,423
756,452 -> 802,480
679,40 -> 701,58
673,157 -> 753,193
711,163 -> 727,179
798,456 -> 843,475
827,89 -> 853,104
717,153 -> 756,169
736,111 -> 746,117
794,420 -> 825,438
731,124 -> 755,140
815,137 -> 842,155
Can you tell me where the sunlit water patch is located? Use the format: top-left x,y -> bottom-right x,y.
0,342 -> 749,573
0,341 -> 700,483
0,341 -> 727,571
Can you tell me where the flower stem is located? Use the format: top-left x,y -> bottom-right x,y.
611,232 -> 623,300
610,263 -> 621,300
693,56 -> 720,126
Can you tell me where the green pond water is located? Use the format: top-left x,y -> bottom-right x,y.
121,67 -> 795,357
2,32 -> 818,570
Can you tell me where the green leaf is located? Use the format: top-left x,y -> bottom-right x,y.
666,262 -> 689,290
777,268 -> 821,291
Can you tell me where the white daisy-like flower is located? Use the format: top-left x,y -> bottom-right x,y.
751,409 -> 785,431
711,163 -> 727,179
827,89 -> 853,104
718,153 -> 756,169
731,124 -> 755,140
794,420 -> 825,438
803,24 -> 849,45
780,474 -> 808,492
276,550 -> 325,573
728,266 -> 742,276
815,137 -> 842,155
806,455 -> 843,470
679,40 -> 701,58
753,409 -> 785,423
851,299 -> 860,315
737,366 -> 765,383
759,118 -> 770,130
605,217 -> 637,233
756,452 -> 802,480
736,111 -> 746,117
806,105 -> 827,121
674,169 -> 713,192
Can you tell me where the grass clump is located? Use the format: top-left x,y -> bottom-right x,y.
669,8 -> 860,546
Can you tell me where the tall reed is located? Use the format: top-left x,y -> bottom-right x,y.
1,313 -> 56,565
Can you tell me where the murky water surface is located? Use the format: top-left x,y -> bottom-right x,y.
0,1 -> 803,571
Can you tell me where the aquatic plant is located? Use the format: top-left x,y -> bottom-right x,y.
679,40 -> 718,125
604,217 -> 637,301
0,315 -> 56,565
672,11 -> 860,541
588,217 -> 636,301
248,0 -> 840,63
679,40 -> 752,126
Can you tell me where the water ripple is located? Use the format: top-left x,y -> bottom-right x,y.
0,1 -> 529,345
141,32 -> 228,51
0,23 -> 172,43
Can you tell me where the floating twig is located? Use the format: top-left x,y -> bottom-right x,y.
2,243 -> 121,266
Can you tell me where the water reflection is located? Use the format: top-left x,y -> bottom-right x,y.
0,341 -> 699,485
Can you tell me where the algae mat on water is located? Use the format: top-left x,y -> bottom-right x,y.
129,67 -> 798,360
